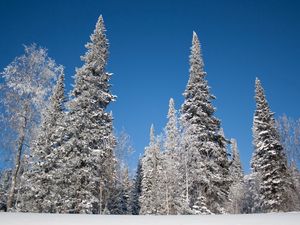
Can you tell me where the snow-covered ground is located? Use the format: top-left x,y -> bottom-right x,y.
1,212 -> 300,225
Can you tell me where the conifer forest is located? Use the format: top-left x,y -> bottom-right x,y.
0,15 -> 300,216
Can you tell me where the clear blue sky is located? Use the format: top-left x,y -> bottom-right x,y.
1,0 -> 300,173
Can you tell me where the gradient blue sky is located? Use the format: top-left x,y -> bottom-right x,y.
1,0 -> 300,173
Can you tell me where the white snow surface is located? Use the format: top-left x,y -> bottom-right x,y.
1,212 -> 300,225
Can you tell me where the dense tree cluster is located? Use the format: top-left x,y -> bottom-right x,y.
1,16 -> 118,214
0,16 -> 299,214
137,33 -> 299,215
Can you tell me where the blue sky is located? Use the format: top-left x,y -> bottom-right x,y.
1,0 -> 300,173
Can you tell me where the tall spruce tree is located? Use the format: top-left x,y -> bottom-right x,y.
55,15 -> 116,214
18,72 -> 66,212
162,98 -> 181,214
180,32 -> 230,214
251,78 -> 294,212
164,98 -> 180,153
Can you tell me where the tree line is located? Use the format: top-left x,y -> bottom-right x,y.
0,16 -> 299,214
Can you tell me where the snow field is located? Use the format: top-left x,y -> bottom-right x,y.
1,212 -> 300,225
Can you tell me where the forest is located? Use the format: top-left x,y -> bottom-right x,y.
0,15 -> 300,215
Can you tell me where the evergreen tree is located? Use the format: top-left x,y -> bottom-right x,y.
139,125 -> 164,214
54,15 -> 116,214
18,72 -> 66,212
192,193 -> 212,215
228,138 -> 245,214
251,78 -> 294,212
229,139 -> 243,181
162,98 -> 181,214
180,32 -> 230,214
164,98 -> 180,153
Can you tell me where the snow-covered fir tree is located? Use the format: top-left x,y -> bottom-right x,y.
229,139 -> 243,181
139,125 -> 164,214
228,138 -> 245,214
179,31 -> 231,214
164,98 -> 180,154
161,98 -> 181,214
18,72 -> 66,212
192,193 -> 212,215
54,15 -> 117,214
251,78 -> 295,212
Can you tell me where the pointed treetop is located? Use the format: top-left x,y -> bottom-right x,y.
192,31 -> 199,46
95,15 -> 106,34
168,98 -> 175,119
185,31 -> 205,92
190,31 -> 204,72
80,15 -> 109,73
255,77 -> 263,92
255,77 -> 265,96
89,14 -> 107,45
165,97 -> 179,152
150,124 -> 155,146
254,77 -> 272,116
169,97 -> 174,106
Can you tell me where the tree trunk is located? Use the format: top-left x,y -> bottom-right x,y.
7,115 -> 27,211
185,152 -> 189,204
7,133 -> 26,210
164,171 -> 170,215
99,181 -> 103,214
